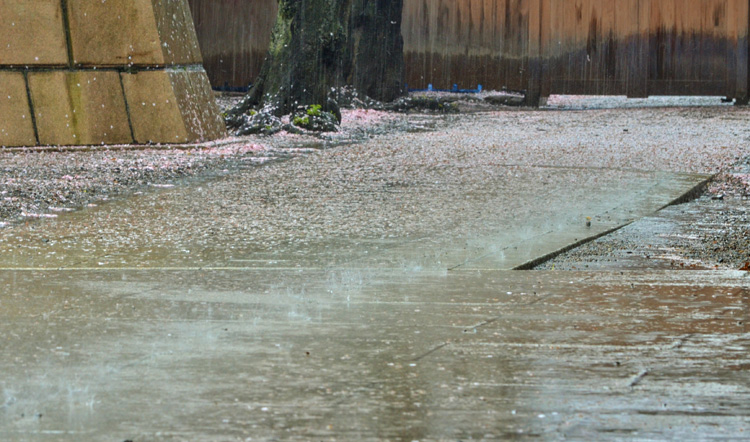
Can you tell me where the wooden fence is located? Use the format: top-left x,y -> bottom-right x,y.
188,0 -> 277,90
188,0 -> 750,102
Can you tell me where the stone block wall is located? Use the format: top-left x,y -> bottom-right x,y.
0,0 -> 226,148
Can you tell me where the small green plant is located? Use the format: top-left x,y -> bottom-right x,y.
293,115 -> 310,126
306,104 -> 322,117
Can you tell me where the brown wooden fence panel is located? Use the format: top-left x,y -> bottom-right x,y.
542,0 -> 635,96
188,0 -> 277,89
536,0 -> 748,98
188,0 -> 749,101
401,0 -> 537,91
644,0 -> 748,97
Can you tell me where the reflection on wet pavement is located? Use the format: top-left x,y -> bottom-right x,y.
0,269 -> 748,440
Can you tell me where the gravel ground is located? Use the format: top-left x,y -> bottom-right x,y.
0,99 -> 399,228
0,143 -> 264,226
1,94 -> 749,270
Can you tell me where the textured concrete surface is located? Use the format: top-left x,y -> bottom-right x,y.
0,72 -> 36,147
169,69 -> 227,140
0,0 -> 67,66
0,0 -> 222,147
539,194 -> 750,271
122,69 -> 225,144
152,0 -> 204,64
67,0 -> 201,66
28,71 -> 133,146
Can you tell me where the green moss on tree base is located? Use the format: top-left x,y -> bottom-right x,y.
229,0 -> 405,119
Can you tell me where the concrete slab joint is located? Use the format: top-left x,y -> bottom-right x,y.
0,72 -> 37,147
0,0 -> 224,148
28,71 -> 133,146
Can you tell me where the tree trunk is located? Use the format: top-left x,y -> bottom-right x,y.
231,0 -> 404,117
350,0 -> 405,102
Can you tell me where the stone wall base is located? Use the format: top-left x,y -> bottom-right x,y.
0,0 -> 226,148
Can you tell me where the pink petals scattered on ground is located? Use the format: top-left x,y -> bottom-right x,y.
203,143 -> 266,156
2,94 -> 749,239
340,109 -> 394,130
0,143 -> 270,224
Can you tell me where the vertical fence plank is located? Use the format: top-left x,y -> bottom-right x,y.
188,0 -> 277,89
627,0 -> 650,97
735,0 -> 749,102
526,0 -> 543,103
538,0 -> 552,97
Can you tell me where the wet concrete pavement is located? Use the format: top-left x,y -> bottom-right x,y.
1,108 -> 750,440
1,268 -> 748,440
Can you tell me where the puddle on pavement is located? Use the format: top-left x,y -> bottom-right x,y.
0,268 -> 748,440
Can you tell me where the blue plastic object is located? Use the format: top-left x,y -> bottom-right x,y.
408,83 -> 484,94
